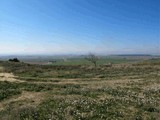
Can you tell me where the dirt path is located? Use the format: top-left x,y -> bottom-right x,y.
0,66 -> 46,111
0,72 -> 24,82
0,91 -> 45,111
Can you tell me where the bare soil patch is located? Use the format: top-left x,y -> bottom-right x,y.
0,73 -> 23,82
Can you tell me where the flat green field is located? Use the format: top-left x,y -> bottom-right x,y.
0,59 -> 159,120
49,57 -> 137,65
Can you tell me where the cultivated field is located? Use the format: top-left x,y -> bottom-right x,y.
0,59 -> 159,120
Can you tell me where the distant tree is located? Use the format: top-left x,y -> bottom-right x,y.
9,58 -> 20,62
85,53 -> 99,67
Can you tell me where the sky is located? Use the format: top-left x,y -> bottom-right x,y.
0,0 -> 159,55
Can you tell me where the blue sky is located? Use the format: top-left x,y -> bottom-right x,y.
0,0 -> 159,55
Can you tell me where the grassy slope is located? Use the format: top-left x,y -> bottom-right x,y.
0,59 -> 159,120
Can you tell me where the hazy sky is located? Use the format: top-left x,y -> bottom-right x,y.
0,0 -> 159,55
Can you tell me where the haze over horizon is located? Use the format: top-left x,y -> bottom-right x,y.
0,0 -> 160,55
